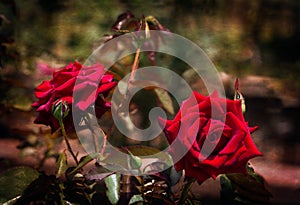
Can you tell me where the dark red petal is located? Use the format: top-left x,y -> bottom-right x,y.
249,125 -> 259,133
219,113 -> 247,155
96,81 -> 117,94
54,77 -> 76,92
35,81 -> 53,98
200,154 -> 228,169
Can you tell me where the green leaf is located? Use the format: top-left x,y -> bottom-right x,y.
220,174 -> 235,204
0,166 -> 39,203
129,194 -> 143,204
2,196 -> 21,205
13,174 -> 61,205
124,145 -> 174,173
125,145 -> 172,164
69,153 -> 103,175
220,164 -> 272,205
104,173 -> 121,205
145,21 -> 150,39
127,150 -> 142,170
86,165 -> 114,181
169,166 -> 182,186
227,173 -> 272,197
56,151 -> 67,178
154,87 -> 175,115
125,145 -> 161,156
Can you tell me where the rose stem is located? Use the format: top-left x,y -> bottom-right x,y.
100,124 -> 115,156
126,47 -> 141,95
59,119 -> 79,165
82,114 -> 100,154
117,46 -> 141,117
93,131 -> 100,154
178,178 -> 196,204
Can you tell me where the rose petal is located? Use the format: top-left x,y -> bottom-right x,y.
161,90 -> 262,184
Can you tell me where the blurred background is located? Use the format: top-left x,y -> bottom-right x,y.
0,0 -> 299,204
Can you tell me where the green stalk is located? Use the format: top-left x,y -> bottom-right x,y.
126,47 -> 141,95
59,119 -> 79,165
178,178 -> 196,204
58,183 -> 66,205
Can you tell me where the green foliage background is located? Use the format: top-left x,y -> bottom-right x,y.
2,0 -> 299,77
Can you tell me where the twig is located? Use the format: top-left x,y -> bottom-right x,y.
59,119 -> 79,165
126,47 -> 141,96
100,124 -> 115,156
178,178 -> 196,204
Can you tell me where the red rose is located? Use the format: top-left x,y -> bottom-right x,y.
32,62 -> 117,133
161,91 -> 262,183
